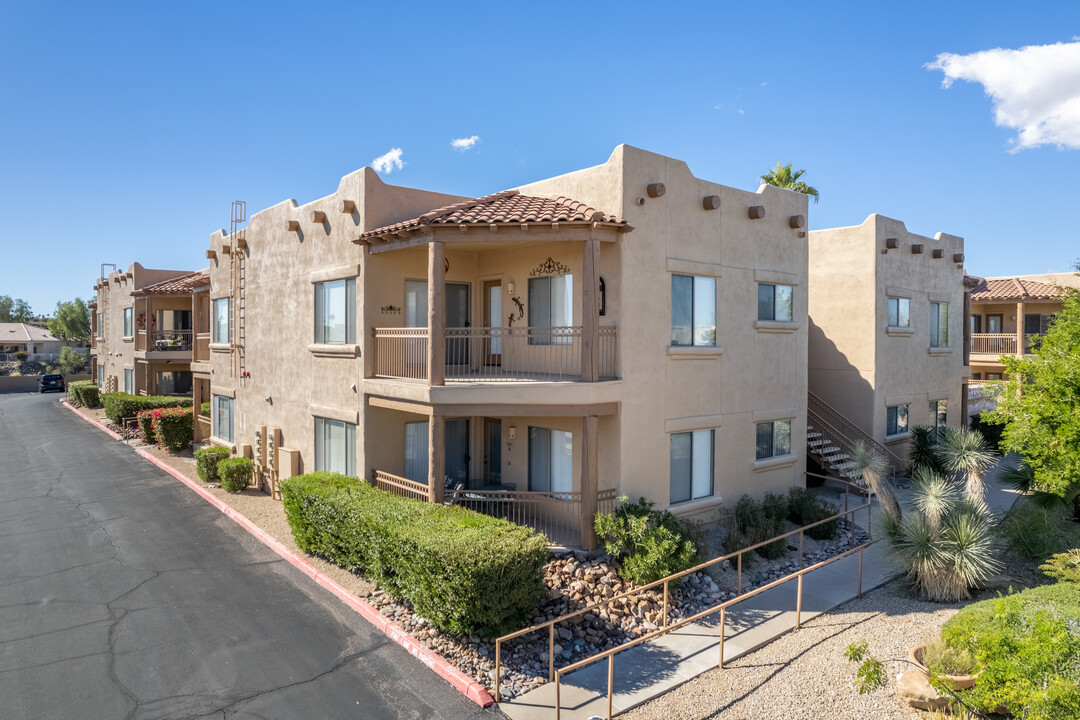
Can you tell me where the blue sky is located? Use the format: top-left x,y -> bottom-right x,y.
2,1 -> 1079,315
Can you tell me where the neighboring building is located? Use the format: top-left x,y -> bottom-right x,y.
90,262 -> 199,395
0,323 -> 66,362
807,215 -> 967,472
204,145 -> 810,548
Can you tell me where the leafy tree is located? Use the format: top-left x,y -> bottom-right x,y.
988,268 -> 1080,519
55,346 -> 89,374
759,162 -> 820,203
47,298 -> 91,343
0,295 -> 34,323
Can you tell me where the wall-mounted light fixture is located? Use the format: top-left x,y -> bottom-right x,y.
506,281 -> 515,295
507,425 -> 517,439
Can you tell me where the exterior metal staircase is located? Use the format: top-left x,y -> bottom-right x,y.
807,390 -> 906,483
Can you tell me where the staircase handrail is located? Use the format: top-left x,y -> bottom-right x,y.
807,391 -> 905,478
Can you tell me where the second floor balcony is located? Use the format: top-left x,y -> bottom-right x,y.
136,328 -> 193,359
970,332 -> 1046,359
373,325 -> 617,382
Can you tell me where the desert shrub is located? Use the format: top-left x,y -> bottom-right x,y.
941,583 -> 1080,719
918,636 -> 976,676
136,409 -> 156,445
218,457 -> 253,493
101,392 -> 192,423
1001,500 -> 1080,560
725,495 -> 786,561
14,351 -> 27,362
786,487 -> 839,540
68,380 -> 100,408
149,406 -> 193,451
969,412 -> 1004,454
594,497 -> 701,585
195,446 -> 231,482
1041,549 -> 1080,584
280,473 -> 548,635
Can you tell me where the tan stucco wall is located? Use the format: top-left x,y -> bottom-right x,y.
809,215 -> 966,450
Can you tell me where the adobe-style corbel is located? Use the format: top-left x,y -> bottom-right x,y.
286,220 -> 300,232
885,238 -> 899,250
703,195 -> 721,210
911,244 -> 924,254
789,214 -> 806,229
748,206 -> 765,220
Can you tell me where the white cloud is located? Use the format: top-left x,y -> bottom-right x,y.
451,135 -> 480,150
927,40 -> 1080,151
372,147 -> 404,173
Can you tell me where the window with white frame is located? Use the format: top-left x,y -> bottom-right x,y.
755,420 -> 792,460
314,278 -> 356,344
528,426 -> 573,493
123,308 -> 133,337
96,313 -> 103,338
315,417 -> 356,476
670,429 -> 714,504
930,302 -> 949,348
404,421 -> 428,484
930,400 -> 947,438
758,283 -> 794,322
213,395 -> 234,443
529,275 -> 573,345
123,369 -> 133,394
97,364 -> 105,389
887,404 -> 909,437
212,298 -> 230,344
888,297 -> 910,327
671,274 -> 716,346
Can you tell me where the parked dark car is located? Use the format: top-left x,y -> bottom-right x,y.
39,374 -> 65,393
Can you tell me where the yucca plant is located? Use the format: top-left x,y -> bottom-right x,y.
908,425 -> 945,475
850,440 -> 901,523
937,427 -> 996,503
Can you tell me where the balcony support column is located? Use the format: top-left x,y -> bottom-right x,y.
428,415 -> 445,503
581,237 -> 600,382
428,241 -> 446,386
580,414 -> 599,551
1016,301 -> 1025,355
962,290 -> 971,367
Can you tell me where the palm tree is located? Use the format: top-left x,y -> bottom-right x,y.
937,427 -> 996,502
759,162 -> 820,203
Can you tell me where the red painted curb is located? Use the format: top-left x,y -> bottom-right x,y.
65,403 -> 494,707
62,400 -> 122,439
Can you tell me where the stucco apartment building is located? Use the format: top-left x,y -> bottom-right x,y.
203,145 -> 809,548
90,262 -> 208,398
807,215 -> 968,472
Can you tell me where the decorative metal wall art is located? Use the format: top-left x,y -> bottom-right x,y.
529,257 -> 570,277
380,305 -> 402,314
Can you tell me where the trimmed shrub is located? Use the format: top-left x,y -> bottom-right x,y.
149,406 -> 193,451
594,497 -> 701,586
136,409 -> 156,445
941,583 -> 1080,718
1041,549 -> 1080,584
786,487 -> 839,540
100,392 -> 192,423
68,380 -> 100,408
195,446 -> 231,482
281,473 -> 548,636
218,457 -> 253,493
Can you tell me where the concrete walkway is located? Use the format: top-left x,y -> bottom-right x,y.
501,462 -> 1019,720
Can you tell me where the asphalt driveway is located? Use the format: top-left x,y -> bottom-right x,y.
0,391 -> 499,720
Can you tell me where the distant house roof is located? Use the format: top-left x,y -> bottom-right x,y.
970,277 -> 1064,302
358,190 -> 631,244
0,323 -> 59,343
132,269 -> 210,296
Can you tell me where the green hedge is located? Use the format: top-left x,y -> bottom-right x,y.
101,392 -> 192,423
281,473 -> 548,636
218,457 -> 253,493
199,401 -> 210,417
195,446 -> 231,482
148,406 -> 193,451
942,583 -> 1080,719
136,409 -> 156,445
68,380 -> 100,408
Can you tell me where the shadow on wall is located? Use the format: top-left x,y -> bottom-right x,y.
807,318 -> 875,438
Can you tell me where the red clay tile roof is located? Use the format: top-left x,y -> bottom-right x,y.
132,270 -> 209,296
970,277 -> 1063,302
359,190 -> 630,242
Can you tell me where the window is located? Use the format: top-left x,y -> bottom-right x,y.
96,313 -> 103,338
212,299 -> 230,344
404,421 -> 428,484
123,308 -> 133,337
758,283 -> 794,322
529,275 -> 573,345
887,404 -> 909,437
156,371 -> 192,395
315,417 -> 356,476
528,427 -> 573,493
123,369 -> 133,394
755,420 -> 792,460
671,274 -> 716,346
404,280 -> 427,328
930,400 -> 947,438
888,297 -> 910,327
213,395 -> 234,443
315,278 -> 356,344
986,372 -> 1002,381
97,364 -> 105,389
969,315 -> 982,334
670,430 -> 714,504
930,302 -> 949,348
986,314 -> 1002,334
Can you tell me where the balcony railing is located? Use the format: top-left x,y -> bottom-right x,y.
372,326 -> 618,382
373,470 -> 430,501
148,329 -> 193,352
